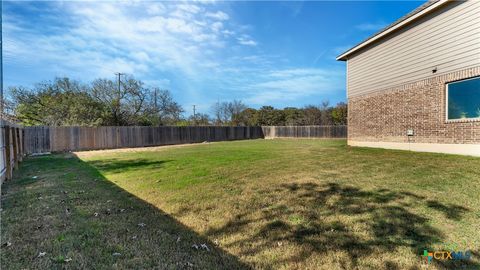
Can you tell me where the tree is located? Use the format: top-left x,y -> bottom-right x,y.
238,108 -> 258,126
147,88 -> 183,126
211,101 -> 223,125
228,100 -> 247,126
283,107 -> 305,126
302,105 -> 322,125
331,102 -> 348,125
210,99 -> 247,125
188,113 -> 210,126
91,76 -> 148,126
11,78 -> 104,126
91,76 -> 183,126
0,97 -> 16,123
319,100 -> 332,125
211,101 -> 229,125
257,106 -> 285,126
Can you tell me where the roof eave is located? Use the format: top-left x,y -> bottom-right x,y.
336,0 -> 450,61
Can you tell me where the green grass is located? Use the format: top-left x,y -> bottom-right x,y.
1,139 -> 479,269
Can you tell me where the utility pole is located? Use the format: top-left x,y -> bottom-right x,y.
192,105 -> 196,126
114,73 -> 124,125
154,88 -> 158,111
115,73 -> 124,94
154,88 -> 160,126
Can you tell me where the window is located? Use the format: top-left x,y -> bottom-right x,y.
446,77 -> 480,121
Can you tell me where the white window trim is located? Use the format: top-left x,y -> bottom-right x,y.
445,77 -> 480,123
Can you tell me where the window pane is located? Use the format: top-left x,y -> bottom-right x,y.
447,77 -> 480,120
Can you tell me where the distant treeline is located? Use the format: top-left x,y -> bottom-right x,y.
205,100 -> 347,126
6,76 -> 347,127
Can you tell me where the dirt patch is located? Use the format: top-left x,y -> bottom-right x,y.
74,141 -> 212,158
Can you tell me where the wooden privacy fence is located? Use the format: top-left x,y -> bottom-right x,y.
1,120 -> 25,183
24,126 -> 264,154
262,125 -> 347,139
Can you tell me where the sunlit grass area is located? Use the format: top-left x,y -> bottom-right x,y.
2,139 -> 479,269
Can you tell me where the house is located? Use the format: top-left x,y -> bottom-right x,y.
337,0 -> 480,156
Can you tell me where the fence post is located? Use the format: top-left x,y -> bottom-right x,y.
12,127 -> 18,170
0,124 -> 6,182
5,126 -> 12,180
18,128 -> 23,161
22,129 -> 26,157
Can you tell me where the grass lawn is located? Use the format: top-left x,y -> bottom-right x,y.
1,139 -> 479,269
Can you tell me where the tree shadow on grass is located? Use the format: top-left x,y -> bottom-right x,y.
86,158 -> 173,174
205,182 -> 478,269
1,154 -> 251,269
425,200 -> 469,220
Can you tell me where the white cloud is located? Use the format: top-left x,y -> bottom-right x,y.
244,68 -> 343,105
211,21 -> 223,32
4,1 -> 235,81
238,39 -> 257,46
237,35 -> 257,46
146,3 -> 165,15
222,29 -> 235,36
177,4 -> 202,14
132,51 -> 151,62
205,11 -> 229,21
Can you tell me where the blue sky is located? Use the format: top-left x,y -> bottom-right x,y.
3,0 -> 422,115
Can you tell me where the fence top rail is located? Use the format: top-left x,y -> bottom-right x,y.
24,125 -> 346,129
24,125 -> 261,129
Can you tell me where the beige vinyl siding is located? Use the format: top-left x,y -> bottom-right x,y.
347,0 -> 480,98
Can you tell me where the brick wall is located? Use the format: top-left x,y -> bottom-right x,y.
348,66 -> 480,144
